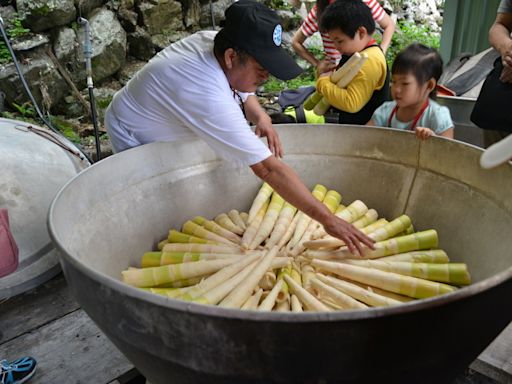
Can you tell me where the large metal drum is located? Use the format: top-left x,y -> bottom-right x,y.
0,117 -> 89,299
48,125 -> 512,384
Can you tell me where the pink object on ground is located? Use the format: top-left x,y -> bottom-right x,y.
0,208 -> 19,277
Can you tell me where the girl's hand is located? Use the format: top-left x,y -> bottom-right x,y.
415,127 -> 435,140
316,59 -> 337,78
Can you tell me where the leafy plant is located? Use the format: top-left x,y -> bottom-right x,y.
265,0 -> 294,11
12,102 -> 35,118
0,14 -> 31,64
385,20 -> 441,68
50,116 -> 81,144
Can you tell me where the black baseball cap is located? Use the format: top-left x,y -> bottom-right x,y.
218,0 -> 303,80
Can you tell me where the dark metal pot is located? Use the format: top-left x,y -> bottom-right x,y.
48,125 -> 512,384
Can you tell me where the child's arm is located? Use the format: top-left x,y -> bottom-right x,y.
366,119 -> 376,126
316,56 -> 385,113
378,13 -> 396,54
292,29 -> 319,67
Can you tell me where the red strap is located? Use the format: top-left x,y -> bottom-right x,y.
387,100 -> 429,131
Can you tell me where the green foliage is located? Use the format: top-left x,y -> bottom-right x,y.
96,96 -> 113,110
262,47 -> 323,92
265,0 -> 294,11
50,116 -> 81,144
262,65 -> 316,92
386,20 -> 441,68
0,14 -> 31,64
12,102 -> 35,118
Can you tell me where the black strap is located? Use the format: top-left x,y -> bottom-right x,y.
294,105 -> 307,123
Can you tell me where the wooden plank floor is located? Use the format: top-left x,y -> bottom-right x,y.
1,274 -> 510,384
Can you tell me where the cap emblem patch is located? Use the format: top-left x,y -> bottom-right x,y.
273,25 -> 282,46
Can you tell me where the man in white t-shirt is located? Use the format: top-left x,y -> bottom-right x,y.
105,0 -> 373,253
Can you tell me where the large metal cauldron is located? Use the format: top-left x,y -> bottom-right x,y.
48,125 -> 512,384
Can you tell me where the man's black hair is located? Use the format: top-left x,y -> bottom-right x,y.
392,43 -> 443,97
319,0 -> 375,37
213,31 -> 250,64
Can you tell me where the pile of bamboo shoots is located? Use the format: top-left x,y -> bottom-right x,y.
121,182 -> 471,312
304,52 -> 368,116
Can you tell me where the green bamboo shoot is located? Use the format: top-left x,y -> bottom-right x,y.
219,246 -> 279,309
306,230 -> 438,260
241,288 -> 264,310
182,220 -> 236,246
193,216 -> 242,244
378,250 -> 449,263
168,229 -> 214,244
177,253 -> 261,301
122,258 -> 239,288
141,251 -> 245,267
311,277 -> 368,310
340,259 -> 471,285
228,209 -> 247,231
241,201 -> 269,249
162,243 -> 241,254
316,273 -> 401,307
193,259 -> 259,305
287,184 -> 327,250
265,202 -> 297,249
312,259 -> 457,299
290,294 -> 303,312
283,275 -> 331,311
249,192 -> 285,249
258,279 -> 285,311
215,213 -> 244,235
247,182 -> 273,223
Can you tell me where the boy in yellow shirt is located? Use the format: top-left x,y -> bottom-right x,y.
316,0 -> 389,124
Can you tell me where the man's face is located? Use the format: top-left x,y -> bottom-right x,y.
227,52 -> 270,92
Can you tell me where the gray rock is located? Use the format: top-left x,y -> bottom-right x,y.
17,0 -> 76,33
183,0 -> 201,28
137,0 -> 184,35
0,53 -> 68,110
54,27 -> 85,86
117,7 -> 138,32
128,27 -> 155,60
115,58 -> 145,85
151,30 -> 190,51
199,0 -> 231,28
75,0 -> 106,16
88,8 -> 127,82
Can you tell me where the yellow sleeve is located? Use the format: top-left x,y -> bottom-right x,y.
316,48 -> 387,113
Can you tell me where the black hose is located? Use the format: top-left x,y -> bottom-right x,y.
0,15 -> 92,164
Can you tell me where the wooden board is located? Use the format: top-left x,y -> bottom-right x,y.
0,274 -> 79,343
0,308 -> 133,383
472,322 -> 512,383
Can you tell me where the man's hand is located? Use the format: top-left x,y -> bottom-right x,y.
322,215 -> 375,256
255,118 -> 284,158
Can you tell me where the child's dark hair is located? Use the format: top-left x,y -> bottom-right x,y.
319,0 -> 375,37
392,43 -> 443,98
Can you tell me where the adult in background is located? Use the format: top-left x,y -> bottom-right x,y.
471,0 -> 512,147
292,0 -> 395,68
105,0 -> 373,253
